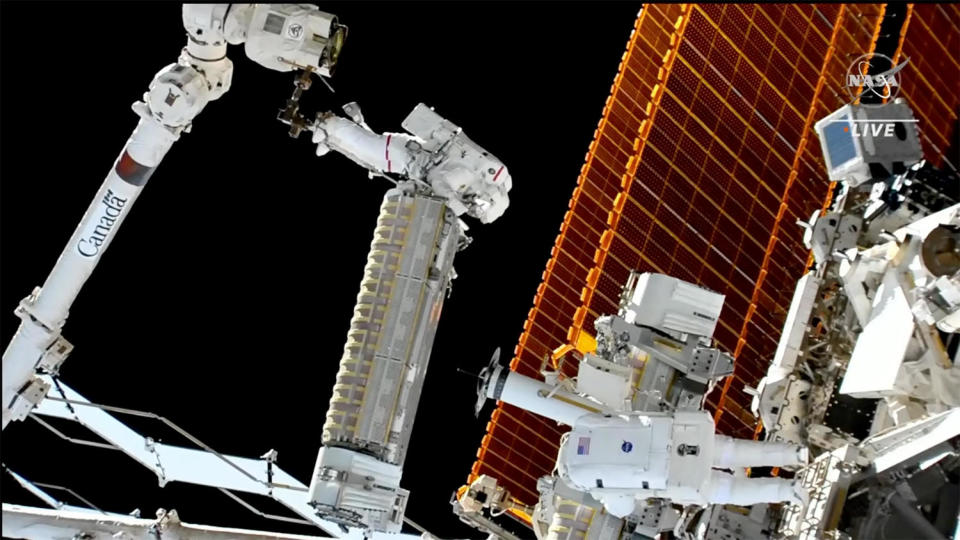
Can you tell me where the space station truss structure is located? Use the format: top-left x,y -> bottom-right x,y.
466,2 -> 960,517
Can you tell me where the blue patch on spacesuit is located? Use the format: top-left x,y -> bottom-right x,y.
577,437 -> 590,455
621,441 -> 633,453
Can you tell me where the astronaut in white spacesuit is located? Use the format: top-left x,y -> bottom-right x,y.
556,409 -> 809,517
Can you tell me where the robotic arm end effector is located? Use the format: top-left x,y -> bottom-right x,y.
241,4 -> 347,76
160,3 -> 346,133
183,4 -> 347,76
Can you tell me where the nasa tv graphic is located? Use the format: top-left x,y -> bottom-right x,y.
844,52 -> 912,138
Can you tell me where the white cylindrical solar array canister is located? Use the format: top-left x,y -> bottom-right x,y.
321,186 -> 460,466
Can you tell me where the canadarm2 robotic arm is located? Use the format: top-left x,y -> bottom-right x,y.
1,4 -> 346,429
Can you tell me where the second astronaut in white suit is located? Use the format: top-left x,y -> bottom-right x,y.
556,409 -> 808,517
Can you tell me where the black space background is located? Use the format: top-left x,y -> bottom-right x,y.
0,2 -> 641,538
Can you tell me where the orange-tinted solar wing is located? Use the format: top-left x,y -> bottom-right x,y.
464,4 -> 952,512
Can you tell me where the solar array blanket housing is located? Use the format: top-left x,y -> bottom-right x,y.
468,3 -> 960,510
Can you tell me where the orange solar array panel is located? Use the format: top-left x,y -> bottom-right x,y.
711,3 -> 889,434
895,4 -> 960,170
469,4 -> 887,508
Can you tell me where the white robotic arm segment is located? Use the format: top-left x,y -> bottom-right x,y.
147,62 -> 222,128
2,3 -> 350,430
183,4 -> 346,76
142,4 -> 241,132
243,4 -> 346,75
223,4 -> 256,45
182,4 -> 230,55
179,4 -> 236,102
179,3 -> 347,109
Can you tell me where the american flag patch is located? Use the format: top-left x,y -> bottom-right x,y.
577,437 -> 590,455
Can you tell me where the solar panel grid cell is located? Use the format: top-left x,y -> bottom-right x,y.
897,4 -> 960,168
710,5 -> 885,428
731,5 -> 889,399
